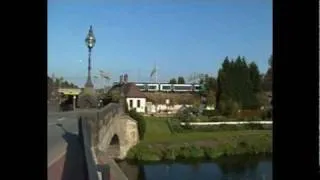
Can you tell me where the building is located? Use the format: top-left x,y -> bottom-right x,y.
123,83 -> 147,113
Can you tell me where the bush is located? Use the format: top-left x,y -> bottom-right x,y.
261,109 -> 272,120
126,137 -> 272,162
129,109 -> 146,140
219,100 -> 240,116
167,119 -> 185,133
177,145 -> 205,159
243,123 -> 264,130
175,107 -> 197,122
180,123 -> 270,132
202,110 -> 219,117
209,116 -> 229,122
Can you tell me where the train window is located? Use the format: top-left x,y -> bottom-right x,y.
137,100 -> 140,108
174,86 -> 193,90
162,86 -> 171,89
148,85 -> 157,89
129,100 -> 133,108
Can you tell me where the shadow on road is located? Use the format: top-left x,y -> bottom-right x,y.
56,123 -> 88,180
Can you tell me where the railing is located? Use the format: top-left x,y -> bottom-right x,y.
180,121 -> 273,126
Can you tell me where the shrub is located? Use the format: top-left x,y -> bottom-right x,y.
180,123 -> 270,132
175,107 -> 197,122
261,109 -> 272,120
243,123 -> 264,130
168,119 -> 185,133
202,110 -> 219,117
176,145 -> 205,159
163,146 -> 180,160
219,100 -> 240,116
126,135 -> 272,162
209,116 -> 228,122
129,109 -> 146,140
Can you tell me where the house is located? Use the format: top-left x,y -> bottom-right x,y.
123,83 -> 147,113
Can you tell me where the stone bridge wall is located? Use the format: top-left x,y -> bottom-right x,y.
78,103 -> 139,180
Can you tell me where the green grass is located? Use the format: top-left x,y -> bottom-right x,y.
127,116 -> 272,162
142,116 -> 271,144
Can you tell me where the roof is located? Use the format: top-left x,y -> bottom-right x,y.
123,83 -> 147,98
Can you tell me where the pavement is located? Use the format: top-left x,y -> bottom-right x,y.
47,112 -> 87,180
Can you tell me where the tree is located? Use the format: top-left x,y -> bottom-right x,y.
177,76 -> 185,84
216,56 -> 261,110
248,62 -> 262,93
206,90 -> 216,106
262,54 -> 273,92
169,78 -> 177,84
268,54 -> 273,67
204,75 -> 216,91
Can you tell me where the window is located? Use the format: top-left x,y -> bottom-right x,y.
129,100 -> 133,108
137,100 -> 141,108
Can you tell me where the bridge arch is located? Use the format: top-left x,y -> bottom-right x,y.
107,134 -> 121,159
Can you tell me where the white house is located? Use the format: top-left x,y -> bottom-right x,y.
123,83 -> 147,113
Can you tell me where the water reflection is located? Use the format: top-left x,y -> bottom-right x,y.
118,155 -> 272,180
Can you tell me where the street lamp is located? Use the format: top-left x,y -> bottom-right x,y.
73,95 -> 77,111
84,25 -> 96,91
78,26 -> 98,109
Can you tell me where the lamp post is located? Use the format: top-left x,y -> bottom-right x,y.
73,95 -> 76,111
84,25 -> 96,93
78,26 -> 98,109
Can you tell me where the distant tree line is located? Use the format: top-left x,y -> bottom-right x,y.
261,55 -> 272,92
215,55 -> 272,112
169,76 -> 185,84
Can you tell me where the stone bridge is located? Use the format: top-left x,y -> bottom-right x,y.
78,103 -> 139,180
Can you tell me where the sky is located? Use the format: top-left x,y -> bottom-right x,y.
48,0 -> 272,88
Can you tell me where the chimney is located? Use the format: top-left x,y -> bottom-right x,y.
124,74 -> 128,83
120,75 -> 124,84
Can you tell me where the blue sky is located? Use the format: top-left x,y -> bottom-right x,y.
48,0 -> 272,88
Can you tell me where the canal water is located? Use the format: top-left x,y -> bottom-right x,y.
118,154 -> 272,180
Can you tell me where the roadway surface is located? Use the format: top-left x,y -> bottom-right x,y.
47,111 -> 87,180
47,112 -> 79,165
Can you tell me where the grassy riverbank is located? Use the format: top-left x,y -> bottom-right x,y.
126,117 -> 272,162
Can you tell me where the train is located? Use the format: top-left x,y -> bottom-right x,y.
114,82 -> 203,93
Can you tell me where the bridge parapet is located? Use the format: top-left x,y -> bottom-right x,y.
78,103 -> 137,180
79,103 -> 123,147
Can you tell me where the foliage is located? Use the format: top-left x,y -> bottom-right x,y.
141,116 -> 272,144
126,132 -> 272,161
177,76 -> 186,84
169,78 -> 177,84
262,54 -> 273,92
205,90 -> 216,105
202,110 -> 219,117
200,74 -> 217,92
175,107 -> 199,122
261,109 -> 272,120
167,119 -> 185,133
102,89 -> 120,104
233,110 -> 264,119
216,56 -> 262,110
129,109 -> 146,140
47,75 -> 79,100
219,99 -> 240,116
248,62 -> 262,93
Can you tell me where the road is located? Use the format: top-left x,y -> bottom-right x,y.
47,111 -> 87,180
47,112 -> 79,165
